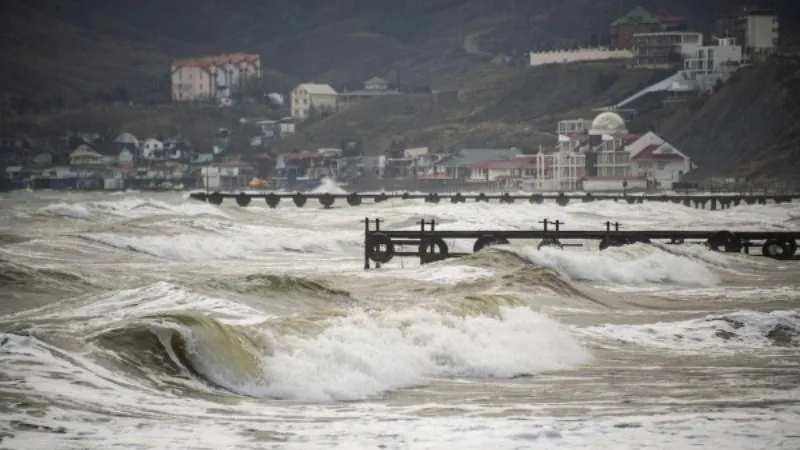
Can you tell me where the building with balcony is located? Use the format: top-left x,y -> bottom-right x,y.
632,31 -> 703,68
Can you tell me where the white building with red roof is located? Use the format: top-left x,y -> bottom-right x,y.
171,53 -> 261,102
630,140 -> 694,188
468,157 -> 538,184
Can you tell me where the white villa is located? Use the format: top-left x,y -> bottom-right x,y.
171,53 -> 261,102
462,112 -> 693,192
290,83 -> 338,120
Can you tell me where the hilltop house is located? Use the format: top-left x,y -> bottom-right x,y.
290,83 -> 338,120
171,53 -> 261,102
338,76 -> 400,110
611,7 -> 664,48
715,5 -> 779,59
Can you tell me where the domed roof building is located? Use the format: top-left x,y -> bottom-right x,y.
589,112 -> 627,135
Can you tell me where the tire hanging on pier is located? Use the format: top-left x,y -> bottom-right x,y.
706,230 -> 742,253
556,193 -> 569,206
265,193 -> 280,208
500,193 -> 514,204
190,192 -> 207,202
419,237 -> 449,263
293,193 -> 307,207
529,194 -> 543,204
319,193 -> 335,208
347,193 -> 362,206
208,192 -> 223,205
451,193 -> 465,203
761,239 -> 794,260
473,234 -> 510,253
582,193 -> 594,203
375,193 -> 389,203
425,193 -> 440,203
365,233 -> 395,264
476,193 -> 489,203
235,192 -> 251,207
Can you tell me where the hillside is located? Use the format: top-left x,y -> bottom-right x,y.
652,59 -> 800,181
3,0 -> 800,181
280,63 -> 670,153
3,0 -> 777,103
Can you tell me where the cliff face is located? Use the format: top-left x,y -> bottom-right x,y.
651,60 -> 800,180
0,0 -> 769,100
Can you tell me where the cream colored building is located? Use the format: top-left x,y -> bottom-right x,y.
290,83 -> 338,120
171,53 -> 261,102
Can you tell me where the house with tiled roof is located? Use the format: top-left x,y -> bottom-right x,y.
610,6 -> 663,48
629,134 -> 695,188
468,157 -> 538,182
432,148 -> 523,180
171,53 -> 261,102
290,83 -> 339,120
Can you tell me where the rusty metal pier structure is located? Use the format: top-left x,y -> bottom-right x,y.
190,191 -> 797,210
361,218 -> 800,269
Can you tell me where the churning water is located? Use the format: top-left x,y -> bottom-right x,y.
0,189 -> 798,449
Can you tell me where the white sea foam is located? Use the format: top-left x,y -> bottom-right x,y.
580,309 -> 800,350
512,244 -> 719,287
262,306 -> 590,401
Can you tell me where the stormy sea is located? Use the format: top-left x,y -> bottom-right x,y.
1,183 -> 799,449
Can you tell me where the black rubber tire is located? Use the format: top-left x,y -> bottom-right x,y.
190,192 -> 207,202
425,193 -> 440,203
419,237 -> 449,263
319,193 -> 335,208
208,192 -> 223,205
347,193 -> 362,206
473,235 -> 510,253
500,193 -> 514,204
293,193 -> 307,207
265,193 -> 280,208
786,240 -> 798,257
761,239 -> 793,260
365,233 -> 395,264
235,193 -> 251,207
529,195 -> 543,204
706,230 -> 742,253
451,193 -> 465,203
477,193 -> 489,203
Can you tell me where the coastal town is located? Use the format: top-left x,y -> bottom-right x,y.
1,4 -> 782,193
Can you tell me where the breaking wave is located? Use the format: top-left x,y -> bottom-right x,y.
1,282 -> 591,403
581,309 -> 800,350
510,244 -> 720,287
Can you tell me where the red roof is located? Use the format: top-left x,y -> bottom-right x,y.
173,53 -> 260,68
469,158 -> 537,170
632,144 -> 685,160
